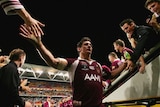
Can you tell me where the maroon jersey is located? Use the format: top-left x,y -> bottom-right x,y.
111,58 -> 123,70
62,99 -> 73,107
65,57 -> 105,107
110,58 -> 123,79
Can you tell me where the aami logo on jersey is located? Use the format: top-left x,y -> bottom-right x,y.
84,73 -> 101,82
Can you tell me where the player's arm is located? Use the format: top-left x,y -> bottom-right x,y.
19,24 -> 67,70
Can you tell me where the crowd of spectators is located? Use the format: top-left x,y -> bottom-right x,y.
19,80 -> 72,107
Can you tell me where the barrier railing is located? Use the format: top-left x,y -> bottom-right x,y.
103,42 -> 160,106
104,96 -> 160,107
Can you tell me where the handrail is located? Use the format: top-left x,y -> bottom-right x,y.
103,41 -> 160,98
104,96 -> 160,107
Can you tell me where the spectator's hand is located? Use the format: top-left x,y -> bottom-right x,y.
126,33 -> 132,39
15,8 -> 45,37
20,79 -> 31,92
0,55 -> 9,63
148,19 -> 158,27
125,60 -> 135,71
139,63 -> 146,74
102,81 -> 107,88
146,14 -> 160,30
102,80 -> 111,89
21,85 -> 31,92
21,79 -> 28,86
146,17 -> 151,24
24,16 -> 45,37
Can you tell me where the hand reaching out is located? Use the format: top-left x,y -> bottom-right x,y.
24,16 -> 45,37
19,24 -> 42,45
15,8 -> 45,37
20,79 -> 31,92
125,60 -> 136,71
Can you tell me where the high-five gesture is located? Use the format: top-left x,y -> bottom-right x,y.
19,24 -> 42,45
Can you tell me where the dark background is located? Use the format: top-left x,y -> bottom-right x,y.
0,0 -> 151,66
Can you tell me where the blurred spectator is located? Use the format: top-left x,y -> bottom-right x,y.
43,96 -> 52,107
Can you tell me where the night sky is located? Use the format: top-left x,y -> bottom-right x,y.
0,0 -> 151,66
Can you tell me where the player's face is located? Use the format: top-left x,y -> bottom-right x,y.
80,41 -> 93,54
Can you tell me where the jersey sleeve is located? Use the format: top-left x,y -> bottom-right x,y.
0,0 -> 24,15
